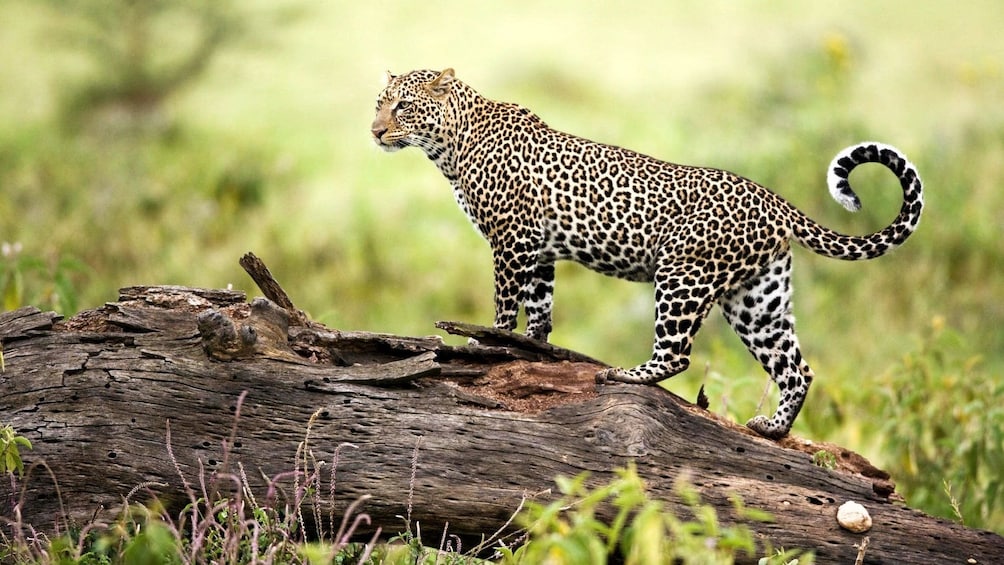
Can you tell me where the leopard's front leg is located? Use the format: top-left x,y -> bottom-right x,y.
523,261 -> 555,341
489,236 -> 546,338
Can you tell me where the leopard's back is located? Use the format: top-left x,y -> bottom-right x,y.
452,108 -> 794,282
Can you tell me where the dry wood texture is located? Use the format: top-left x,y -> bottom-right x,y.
1,257 -> 1002,563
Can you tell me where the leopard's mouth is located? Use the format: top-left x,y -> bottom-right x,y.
372,131 -> 409,152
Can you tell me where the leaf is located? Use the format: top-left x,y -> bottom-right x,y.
625,505 -> 665,565
5,451 -> 24,476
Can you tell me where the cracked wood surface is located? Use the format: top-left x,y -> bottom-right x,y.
1,286 -> 1002,564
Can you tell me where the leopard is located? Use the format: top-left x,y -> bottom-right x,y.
370,68 -> 923,439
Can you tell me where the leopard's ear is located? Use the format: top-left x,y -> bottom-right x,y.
427,68 -> 455,97
383,70 -> 396,86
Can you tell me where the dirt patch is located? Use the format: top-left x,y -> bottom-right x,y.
446,360 -> 602,412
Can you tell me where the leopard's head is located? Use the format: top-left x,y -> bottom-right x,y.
371,68 -> 456,153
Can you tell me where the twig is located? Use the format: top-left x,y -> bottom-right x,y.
405,436 -> 423,534
239,252 -> 311,326
435,320 -> 607,365
854,536 -> 870,565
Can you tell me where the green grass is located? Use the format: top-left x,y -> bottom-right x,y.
1,0 -> 1002,534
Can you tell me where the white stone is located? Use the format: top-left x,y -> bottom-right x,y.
837,500 -> 872,533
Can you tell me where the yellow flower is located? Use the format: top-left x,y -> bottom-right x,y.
823,32 -> 851,70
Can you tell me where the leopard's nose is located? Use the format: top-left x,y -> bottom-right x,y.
370,122 -> 388,140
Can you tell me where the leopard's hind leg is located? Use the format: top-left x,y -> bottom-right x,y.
719,252 -> 815,439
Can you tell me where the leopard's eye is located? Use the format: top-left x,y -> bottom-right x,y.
394,100 -> 413,113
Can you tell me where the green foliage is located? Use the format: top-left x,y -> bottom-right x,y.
869,317 -> 1004,528
0,424 -> 33,478
0,125 -> 292,316
40,0 -> 244,131
0,242 -> 83,315
498,464 -> 811,565
111,512 -> 180,565
43,505 -> 181,565
23,533 -> 113,565
1,504 -> 177,565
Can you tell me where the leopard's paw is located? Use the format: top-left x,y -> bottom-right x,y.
745,415 -> 788,440
595,367 -> 622,385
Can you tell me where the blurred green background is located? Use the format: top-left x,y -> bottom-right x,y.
1,1 -> 1002,532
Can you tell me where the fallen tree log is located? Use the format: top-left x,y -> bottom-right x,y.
1,255 -> 1002,563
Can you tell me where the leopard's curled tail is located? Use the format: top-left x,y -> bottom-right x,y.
791,142 -> 923,260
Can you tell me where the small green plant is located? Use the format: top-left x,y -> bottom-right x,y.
89,504 -> 180,565
497,463 -> 811,565
0,424 -> 32,478
943,480 -> 965,525
811,451 -> 836,470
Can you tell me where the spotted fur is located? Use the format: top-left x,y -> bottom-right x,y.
371,68 -> 923,438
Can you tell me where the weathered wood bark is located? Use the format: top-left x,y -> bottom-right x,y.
2,260 -> 1002,563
